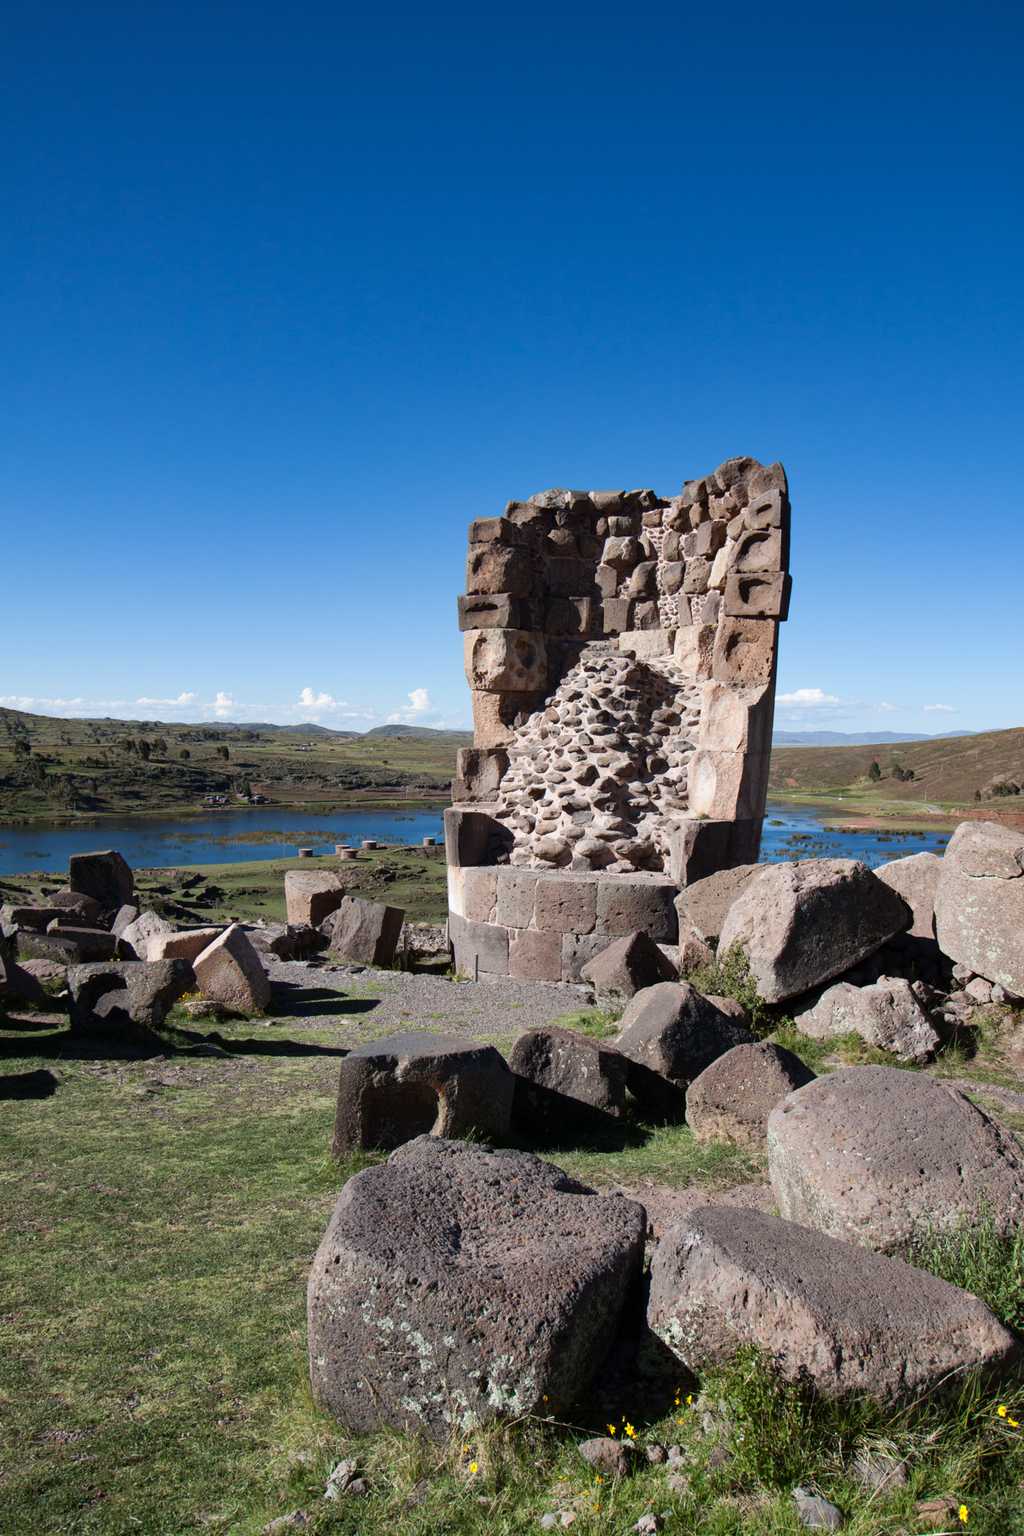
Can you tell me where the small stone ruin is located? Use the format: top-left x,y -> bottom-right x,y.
447,457 -> 792,981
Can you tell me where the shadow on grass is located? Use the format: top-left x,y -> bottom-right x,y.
0,1067 -> 59,1099
269,979 -> 381,1019
0,1022 -> 350,1063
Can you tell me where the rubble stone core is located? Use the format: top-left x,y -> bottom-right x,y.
447,458 -> 792,980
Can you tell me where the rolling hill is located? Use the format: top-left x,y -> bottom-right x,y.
769,725 -> 1024,807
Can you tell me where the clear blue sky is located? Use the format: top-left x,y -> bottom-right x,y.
3,2 -> 1021,735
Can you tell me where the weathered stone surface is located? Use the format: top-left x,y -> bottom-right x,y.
768,1067 -> 1024,1251
710,618 -> 777,686
16,928 -> 118,964
648,1205 -> 1017,1403
458,592 -> 538,631
581,932 -> 677,1004
685,1041 -> 814,1149
324,896 -> 405,967
724,571 -> 791,619
67,959 -> 193,1037
48,889 -> 104,924
0,950 -> 49,1007
461,867 -> 498,924
934,822 -> 1024,993
507,926 -> 562,982
465,543 -> 533,596
797,977 -> 940,1064
534,876 -> 598,934
688,748 -> 770,820
454,746 -> 509,803
464,629 -> 547,692
449,912 -> 510,978
307,1137 -> 645,1436
718,860 -> 911,1003
616,982 -> 755,1089
285,870 -> 345,928
112,903 -> 140,937
0,904 -> 67,933
510,1026 -> 629,1129
120,909 -> 174,961
875,852 -> 941,940
149,927 -> 225,964
596,878 -> 679,941
68,850 -> 134,913
193,924 -> 271,1014
332,1033 -> 514,1154
676,863 -> 765,942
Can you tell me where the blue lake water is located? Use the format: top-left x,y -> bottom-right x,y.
0,801 -> 952,876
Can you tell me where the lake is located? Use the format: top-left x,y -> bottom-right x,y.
0,801 -> 952,876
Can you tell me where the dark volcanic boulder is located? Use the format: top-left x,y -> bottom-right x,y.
307,1136 -> 646,1437
796,976 -> 940,1064
323,895 -> 405,967
68,959 -> 193,1038
17,928 -> 118,964
717,859 -> 912,1003
616,982 -> 755,1090
648,1205 -> 1017,1403
509,1026 -> 630,1134
768,1066 -> 1024,1252
685,1041 -> 814,1150
580,931 -> 676,1005
675,863 -> 766,943
68,850 -> 134,914
332,1032 -> 515,1154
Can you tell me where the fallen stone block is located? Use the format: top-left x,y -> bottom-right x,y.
284,870 -> 346,928
112,904 -> 140,937
934,821 -> 1024,995
307,1136 -> 645,1437
718,859 -> 911,1003
796,976 -> 940,1064
581,932 -> 677,1005
48,888 -> 104,925
323,895 -> 405,967
0,904 -> 68,933
675,864 -> 765,943
616,982 -> 755,1091
120,909 -> 174,961
767,1066 -> 1024,1251
67,959 -> 193,1037
648,1205 -> 1017,1403
685,1041 -> 814,1150
874,851 -> 941,940
193,924 -> 271,1014
17,928 -> 118,964
332,1031 -> 514,1154
509,1026 -> 630,1134
68,850 -> 134,913
148,927 -> 225,964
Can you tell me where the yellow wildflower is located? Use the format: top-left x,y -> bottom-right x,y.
606,1423 -> 616,1436
469,1461 -> 479,1475
959,1506 -> 969,1524
624,1422 -> 637,1439
998,1405 -> 1008,1417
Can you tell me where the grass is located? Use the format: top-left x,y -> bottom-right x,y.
545,1007 -> 622,1040
3,988 -> 1024,1534
906,1218 -> 1024,1334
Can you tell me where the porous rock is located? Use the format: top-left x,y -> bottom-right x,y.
193,924 -> 271,1013
307,1136 -> 646,1437
767,1066 -> 1024,1251
68,850 -> 134,913
934,821 -> 1024,994
581,931 -> 676,1005
685,1041 -> 814,1149
67,959 -> 193,1037
149,926 -> 225,964
323,895 -> 405,967
120,909 -> 174,961
648,1205 -> 1017,1404
675,863 -> 766,943
796,976 -> 940,1064
332,1031 -> 514,1154
509,1026 -> 629,1132
874,852 -> 941,940
717,860 -> 911,1003
616,982 -> 755,1090
284,870 -> 345,928
48,888 -> 104,924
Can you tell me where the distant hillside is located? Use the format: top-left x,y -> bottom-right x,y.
769,725 -> 1024,806
365,724 -> 472,741
773,729 -> 976,746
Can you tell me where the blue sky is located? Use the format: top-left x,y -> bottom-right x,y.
3,2 -> 1021,735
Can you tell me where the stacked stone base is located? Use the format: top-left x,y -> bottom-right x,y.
448,860 -> 678,984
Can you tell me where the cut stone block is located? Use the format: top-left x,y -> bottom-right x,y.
724,571 -> 791,620
676,863 -> 766,943
510,1026 -> 630,1131
616,982 -> 755,1090
934,821 -> 1024,994
874,852 -> 941,941
453,747 -> 509,803
685,1041 -> 814,1149
331,1033 -> 514,1154
465,544 -> 534,595
596,877 -> 678,942
285,870 -> 345,928
308,1137 -> 645,1437
796,977 -> 940,1064
68,850 -> 134,913
68,958 -> 193,1038
449,912 -> 510,978
711,618 -> 778,686
463,629 -> 548,692
581,931 -> 677,1004
149,927 -> 225,965
324,896 -> 405,967
193,924 -> 271,1014
508,926 -> 562,982
120,909 -> 174,961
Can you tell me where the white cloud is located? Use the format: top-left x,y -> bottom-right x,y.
135,691 -> 196,708
776,688 -> 841,708
408,688 -> 431,713
213,691 -> 234,717
878,701 -> 897,713
298,686 -> 354,712
923,703 -> 956,714
385,687 -> 436,725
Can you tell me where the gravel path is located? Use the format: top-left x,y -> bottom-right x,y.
265,956 -> 592,1046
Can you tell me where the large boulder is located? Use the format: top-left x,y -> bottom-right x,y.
67,959 -> 193,1037
685,1041 -> 814,1150
48,888 -> 104,925
0,949 -> 49,1008
307,1136 -> 645,1437
149,927 -> 224,964
192,924 -> 271,1013
323,895 -> 404,967
68,850 -> 134,914
332,1032 -> 515,1154
717,860 -> 912,1004
17,928 -> 118,964
875,852 -> 941,940
767,1066 -> 1024,1252
796,976 -> 940,1064
934,822 -> 1024,994
0,904 -> 67,933
284,870 -> 345,928
509,1026 -> 630,1134
580,932 -> 676,1006
648,1206 -> 1017,1403
616,982 -> 755,1093
120,910 -> 174,961
675,863 -> 766,943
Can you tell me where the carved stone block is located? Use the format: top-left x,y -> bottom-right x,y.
711,618 -> 778,686
464,630 -> 547,692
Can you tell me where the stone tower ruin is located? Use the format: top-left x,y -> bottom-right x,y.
445,456 -> 791,982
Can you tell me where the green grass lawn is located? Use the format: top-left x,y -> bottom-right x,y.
3,1001 -> 1024,1535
